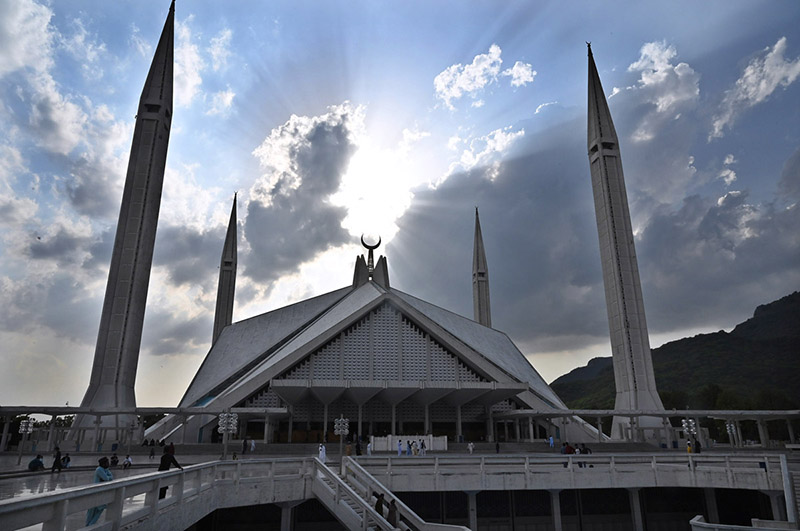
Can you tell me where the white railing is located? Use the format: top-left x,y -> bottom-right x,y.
343,457 -> 470,531
690,515 -> 798,530
311,457 -> 395,530
359,453 -> 789,495
0,458 -> 312,531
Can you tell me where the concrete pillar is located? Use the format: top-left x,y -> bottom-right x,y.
503,420 -> 509,442
514,419 -> 520,441
735,420 -> 743,448
486,407 -> 494,442
628,488 -> 643,530
323,404 -> 329,442
357,404 -> 363,440
94,416 -> 101,450
597,417 -> 603,443
263,415 -> 270,443
466,491 -> 479,531
529,417 -> 535,443
277,501 -> 302,531
757,419 -> 769,448
391,405 -> 396,436
181,416 -> 189,445
694,417 -> 706,448
424,404 -> 430,434
786,419 -> 796,444
47,415 -> 57,451
0,416 -> 10,451
765,491 -> 787,521
456,406 -> 463,440
287,413 -> 293,443
549,490 -> 562,531
704,488 -> 719,523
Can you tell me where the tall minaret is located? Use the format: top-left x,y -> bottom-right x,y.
77,2 -> 174,432
586,44 -> 664,439
472,208 -> 492,327
213,194 -> 237,345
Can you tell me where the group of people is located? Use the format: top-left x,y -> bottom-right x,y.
396,439 -> 427,456
373,492 -> 398,526
27,447 -> 71,473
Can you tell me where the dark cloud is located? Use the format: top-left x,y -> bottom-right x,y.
153,224 -> 227,288
28,225 -> 93,265
390,115 -> 609,353
390,110 -> 800,357
141,309 -> 210,357
779,145 -> 800,200
243,105 -> 355,283
64,152 -> 120,218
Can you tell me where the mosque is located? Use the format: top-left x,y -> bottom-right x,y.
70,0 -> 668,450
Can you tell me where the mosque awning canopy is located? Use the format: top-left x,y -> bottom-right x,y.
268,379 -> 528,408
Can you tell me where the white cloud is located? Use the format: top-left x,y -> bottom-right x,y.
434,44 -> 503,109
628,41 -> 699,112
535,101 -> 557,114
129,24 -> 152,57
206,87 -> 235,116
209,28 -> 232,71
448,126 -> 524,181
174,17 -> 205,107
27,72 -> 88,155
626,41 -> 699,143
0,0 -> 54,77
502,60 -> 536,87
60,17 -> 107,80
710,37 -> 800,140
718,152 -> 737,186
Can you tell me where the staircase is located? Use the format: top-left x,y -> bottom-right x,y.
311,458 -> 394,530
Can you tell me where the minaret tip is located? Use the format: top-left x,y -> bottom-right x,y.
586,42 -> 592,54
170,0 -> 175,12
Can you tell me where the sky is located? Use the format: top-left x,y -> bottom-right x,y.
0,0 -> 798,408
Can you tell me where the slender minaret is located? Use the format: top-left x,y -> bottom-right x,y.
586,44 -> 664,439
213,194 -> 237,345
76,2 -> 174,435
472,207 -> 492,327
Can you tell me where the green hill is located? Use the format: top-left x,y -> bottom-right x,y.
550,291 -> 800,411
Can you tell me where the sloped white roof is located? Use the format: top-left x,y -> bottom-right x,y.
179,286 -> 352,407
392,289 -> 566,408
220,281 -> 386,398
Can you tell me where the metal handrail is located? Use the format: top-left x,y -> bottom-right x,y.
344,457 -> 470,531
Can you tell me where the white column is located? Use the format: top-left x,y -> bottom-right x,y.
456,406 -> 463,441
391,405 -> 397,436
766,491 -> 786,521
287,411 -> 293,443
549,490 -> 562,531
486,407 -> 494,442
181,416 -> 189,444
263,415 -> 270,443
786,419 -> 796,444
628,488 -> 643,530
757,419 -> 770,448
704,488 -> 719,523
735,420 -> 743,448
424,404 -> 430,435
47,415 -> 57,451
528,417 -> 535,443
1,417 -> 11,451
323,404 -> 329,442
598,417 -> 604,443
466,491 -> 479,531
357,404 -> 363,440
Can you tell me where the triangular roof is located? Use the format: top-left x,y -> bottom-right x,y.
179,285 -> 352,407
188,280 -> 565,412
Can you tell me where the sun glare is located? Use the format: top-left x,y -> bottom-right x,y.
332,135 -> 417,244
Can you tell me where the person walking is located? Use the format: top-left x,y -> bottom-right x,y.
85,457 -> 113,526
397,440 -> 402,456
157,448 -> 183,499
318,443 -> 327,462
51,446 -> 62,473
467,441 -> 474,455
374,492 -> 385,517
250,439 -> 256,453
387,499 -> 398,526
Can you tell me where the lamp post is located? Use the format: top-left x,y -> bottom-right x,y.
217,412 -> 238,460
681,418 -> 697,448
17,418 -> 34,465
725,421 -> 737,447
334,414 -> 349,474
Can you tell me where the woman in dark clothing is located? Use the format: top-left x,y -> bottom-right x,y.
157,448 -> 183,499
387,499 -> 398,526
